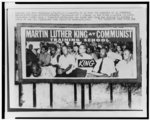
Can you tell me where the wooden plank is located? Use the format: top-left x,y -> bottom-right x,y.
74,84 -> 77,103
18,83 -> 23,107
89,83 -> 92,103
110,83 -> 113,103
50,83 -> 53,107
81,84 -> 85,109
128,85 -> 132,108
15,79 -> 141,84
33,83 -> 36,107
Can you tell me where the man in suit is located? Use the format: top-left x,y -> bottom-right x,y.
92,47 -> 116,77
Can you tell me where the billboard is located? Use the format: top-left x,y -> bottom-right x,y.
16,24 -> 139,80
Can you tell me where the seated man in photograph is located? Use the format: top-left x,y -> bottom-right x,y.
39,45 -> 51,66
72,44 -> 79,61
50,44 -> 60,67
107,45 -> 122,62
31,62 -> 41,77
90,47 -> 116,77
37,42 -> 44,55
26,44 -> 39,77
116,49 -> 136,78
48,45 -> 60,76
75,44 -> 93,77
67,45 -> 73,55
56,45 -> 76,77
38,45 -> 57,78
86,46 -> 98,60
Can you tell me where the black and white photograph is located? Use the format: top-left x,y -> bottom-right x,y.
20,26 -> 137,79
3,2 -> 148,119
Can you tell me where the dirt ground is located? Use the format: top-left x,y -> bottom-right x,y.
19,83 -> 141,109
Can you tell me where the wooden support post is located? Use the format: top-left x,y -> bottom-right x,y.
128,84 -> 132,108
74,83 -> 77,103
81,84 -> 85,109
50,83 -> 53,107
89,83 -> 92,103
19,83 -> 23,107
33,83 -> 36,107
110,83 -> 113,103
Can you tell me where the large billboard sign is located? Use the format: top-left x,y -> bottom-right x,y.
16,24 -> 140,81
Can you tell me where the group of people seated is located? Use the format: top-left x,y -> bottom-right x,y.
26,41 -> 136,78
